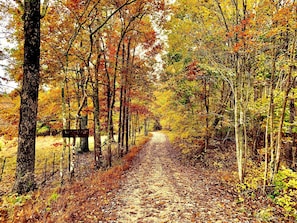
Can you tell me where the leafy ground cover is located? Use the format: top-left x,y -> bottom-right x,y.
0,134 -> 151,222
167,132 -> 297,222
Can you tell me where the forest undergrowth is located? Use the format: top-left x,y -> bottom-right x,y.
166,131 -> 297,222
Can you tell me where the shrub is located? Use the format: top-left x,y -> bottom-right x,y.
273,168 -> 297,220
256,207 -> 274,222
0,140 -> 3,151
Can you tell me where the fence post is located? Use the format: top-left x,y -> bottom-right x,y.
0,157 -> 6,182
52,153 -> 55,176
70,137 -> 76,179
68,141 -> 71,172
44,158 -> 48,183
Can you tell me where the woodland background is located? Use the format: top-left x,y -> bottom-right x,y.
0,0 -> 297,221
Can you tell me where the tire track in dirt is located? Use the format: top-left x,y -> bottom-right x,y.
110,132 -> 250,223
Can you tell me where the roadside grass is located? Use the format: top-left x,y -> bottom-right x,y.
0,133 -> 151,223
0,136 -> 97,191
0,136 -> 65,193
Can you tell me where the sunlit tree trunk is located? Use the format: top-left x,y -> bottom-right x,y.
60,74 -> 71,184
125,92 -> 130,154
92,74 -> 102,168
234,79 -> 244,183
268,63 -> 276,185
69,72 -> 88,175
263,101 -> 270,192
117,42 -> 127,157
118,84 -> 124,157
75,67 -> 89,153
274,30 -> 296,176
263,52 -> 276,189
203,77 -> 210,152
289,93 -> 296,168
233,0 -> 247,184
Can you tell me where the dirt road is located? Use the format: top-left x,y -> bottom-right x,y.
110,132 -> 250,223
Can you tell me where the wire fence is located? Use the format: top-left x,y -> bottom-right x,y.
0,150 -> 93,195
0,140 -> 120,195
39,153 -> 59,185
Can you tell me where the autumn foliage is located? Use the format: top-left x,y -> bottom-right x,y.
1,0 -> 297,221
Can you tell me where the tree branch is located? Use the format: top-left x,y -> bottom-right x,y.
13,0 -> 24,12
41,0 -> 50,19
91,0 -> 137,36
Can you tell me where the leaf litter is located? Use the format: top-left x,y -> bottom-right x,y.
104,132 -> 256,222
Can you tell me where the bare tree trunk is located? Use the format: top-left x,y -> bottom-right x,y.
271,29 -> 296,181
234,85 -> 244,183
125,93 -> 130,154
269,54 -> 276,184
289,94 -> 296,168
263,102 -> 270,192
117,84 -> 124,157
144,118 -> 149,136
274,45 -> 295,176
13,0 -> 40,194
69,137 -> 76,179
203,77 -> 210,152
80,116 -> 89,152
117,42 -> 126,157
75,67 -> 89,153
60,77 -> 70,185
92,76 -> 102,169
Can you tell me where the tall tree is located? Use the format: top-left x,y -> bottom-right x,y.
13,0 -> 41,194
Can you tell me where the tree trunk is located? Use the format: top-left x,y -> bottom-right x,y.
13,0 -> 40,194
288,95 -> 295,168
80,116 -> 89,152
273,57 -> 295,176
263,102 -> 270,192
76,67 -> 89,153
125,93 -> 130,154
60,77 -> 70,185
106,71 -> 113,167
272,29 -> 296,180
117,42 -> 126,157
268,52 -> 276,184
144,118 -> 149,136
117,84 -> 124,157
92,79 -> 102,169
203,77 -> 210,152
274,73 -> 292,176
69,137 -> 76,179
234,85 -> 244,183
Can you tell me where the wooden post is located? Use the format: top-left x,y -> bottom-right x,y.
0,158 -> 6,182
44,158 -> 48,183
52,153 -> 55,176
144,118 -> 148,136
70,137 -> 76,179
68,138 -> 71,172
